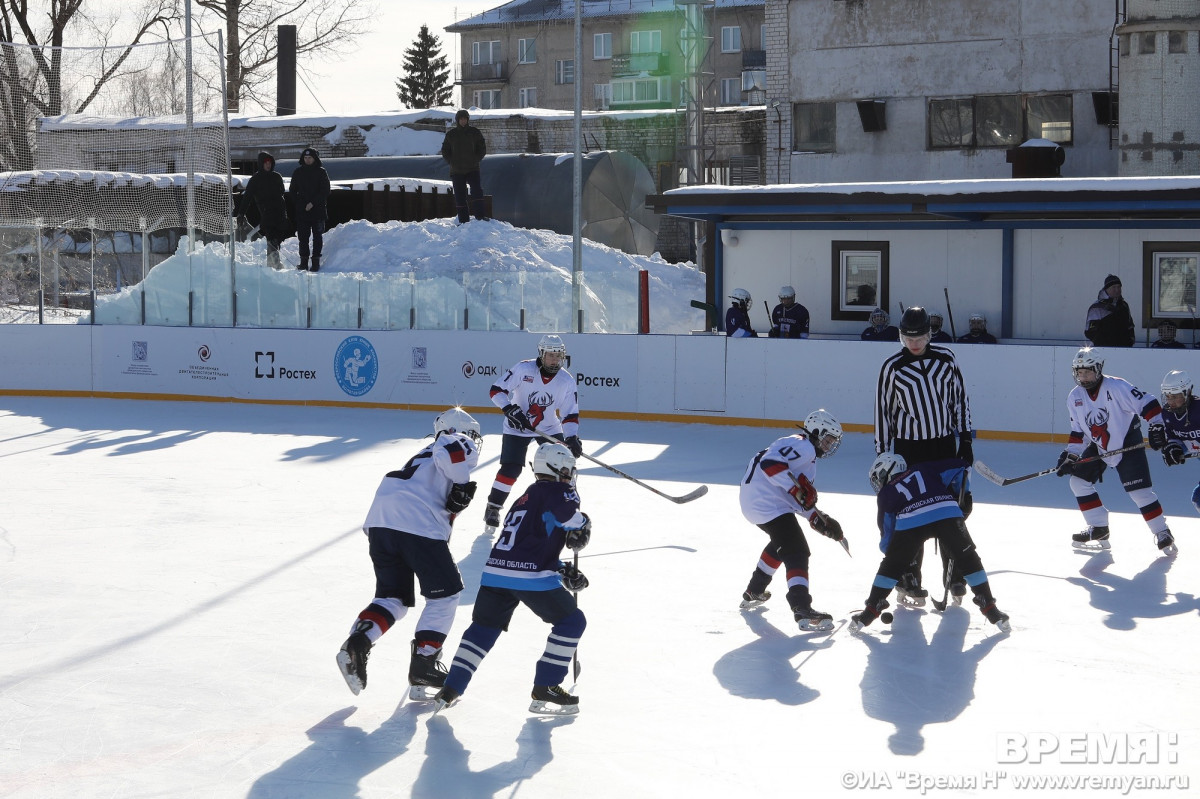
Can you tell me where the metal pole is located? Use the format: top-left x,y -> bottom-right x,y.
572,0 -> 583,333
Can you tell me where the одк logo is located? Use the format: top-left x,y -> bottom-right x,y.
198,345 -> 211,362
336,336 -> 379,397
463,361 -> 475,377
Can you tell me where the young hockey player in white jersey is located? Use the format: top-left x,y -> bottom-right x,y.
1159,369 -> 1200,516
336,408 -> 483,699
435,442 -> 591,715
738,409 -> 848,632
482,335 -> 582,531
1055,348 -> 1176,555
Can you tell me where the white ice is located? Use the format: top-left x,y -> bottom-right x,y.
1,398 -> 1197,798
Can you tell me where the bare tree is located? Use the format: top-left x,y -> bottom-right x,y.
191,0 -> 374,114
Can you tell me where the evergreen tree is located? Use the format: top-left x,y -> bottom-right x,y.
396,25 -> 452,109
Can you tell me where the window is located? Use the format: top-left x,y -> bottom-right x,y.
831,241 -> 890,321
631,30 -> 661,54
1140,32 -> 1156,54
594,83 -> 612,110
720,78 -> 740,106
929,94 -> 1073,149
612,78 -> 664,104
472,40 -> 501,65
519,87 -> 537,108
1143,242 -> 1200,328
594,32 -> 612,60
518,38 -> 536,64
1025,95 -> 1072,143
976,94 -> 1021,147
1169,31 -> 1187,54
472,89 -> 501,109
721,26 -> 741,53
793,102 -> 836,152
1119,34 -> 1130,56
555,59 -> 574,85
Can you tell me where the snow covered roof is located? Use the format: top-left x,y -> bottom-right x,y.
0,170 -> 243,191
448,0 -> 764,30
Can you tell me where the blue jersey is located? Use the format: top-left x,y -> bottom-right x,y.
770,302 -> 810,338
1163,396 -> 1200,457
726,305 -> 757,337
875,458 -> 968,552
861,325 -> 899,341
481,479 -> 588,591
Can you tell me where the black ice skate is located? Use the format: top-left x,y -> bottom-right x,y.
1155,529 -> 1178,556
791,603 -> 834,632
408,640 -> 449,701
529,684 -> 580,716
739,589 -> 771,609
432,686 -> 461,714
336,629 -> 372,695
949,581 -> 967,606
849,598 -> 890,634
1072,525 -> 1110,552
896,573 -> 928,607
973,595 -> 1011,633
483,502 -> 502,530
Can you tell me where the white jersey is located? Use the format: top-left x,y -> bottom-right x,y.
739,434 -> 819,525
1065,374 -> 1161,466
362,432 -> 481,541
489,358 -> 580,438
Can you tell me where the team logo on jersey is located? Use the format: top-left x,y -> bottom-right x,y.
1085,408 -> 1111,450
334,336 -> 378,397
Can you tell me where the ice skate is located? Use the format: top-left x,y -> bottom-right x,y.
483,502 -> 502,532
336,630 -> 372,695
973,595 -> 1011,633
849,598 -> 889,633
1072,524 -> 1110,551
529,684 -> 580,716
895,573 -> 928,607
949,581 -> 967,606
792,604 -> 834,632
1155,529 -> 1178,556
407,640 -> 449,701
432,686 -> 460,714
739,589 -> 771,609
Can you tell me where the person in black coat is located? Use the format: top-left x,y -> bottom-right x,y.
290,148 -> 331,272
1084,274 -> 1135,347
440,109 -> 487,224
236,151 -> 289,268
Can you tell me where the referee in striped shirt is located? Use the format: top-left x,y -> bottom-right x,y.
874,306 -> 975,602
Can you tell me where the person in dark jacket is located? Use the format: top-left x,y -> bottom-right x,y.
290,148 -> 331,272
955,313 -> 999,344
1085,274 -> 1135,347
440,109 -> 487,224
236,151 -> 289,268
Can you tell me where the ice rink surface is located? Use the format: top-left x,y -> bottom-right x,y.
2,397 -> 1197,798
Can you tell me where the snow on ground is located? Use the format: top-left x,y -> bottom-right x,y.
1,397 -> 1197,798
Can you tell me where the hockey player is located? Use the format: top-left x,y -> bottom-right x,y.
1150,320 -> 1187,349
483,335 -> 581,532
336,408 -> 483,699
928,312 -> 953,343
726,288 -> 757,337
850,453 -> 1010,633
1159,369 -> 1200,515
861,308 -> 899,341
738,409 -> 847,632
435,442 -> 591,715
1055,348 -> 1176,555
768,285 -> 810,338
955,313 -> 998,344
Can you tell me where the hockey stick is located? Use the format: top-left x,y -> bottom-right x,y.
532,431 -> 708,504
944,287 -> 958,340
931,555 -> 955,613
809,506 -> 851,557
571,548 -> 581,681
973,442 -> 1147,487
763,300 -> 772,331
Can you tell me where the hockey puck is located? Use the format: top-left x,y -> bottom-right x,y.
880,612 -> 894,624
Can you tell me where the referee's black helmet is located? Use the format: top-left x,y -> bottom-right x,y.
899,306 -> 931,337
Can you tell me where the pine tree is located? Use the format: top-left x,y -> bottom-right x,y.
396,25 -> 452,109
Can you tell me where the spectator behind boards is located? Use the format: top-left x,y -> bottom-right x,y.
440,109 -> 488,224
956,314 -> 998,344
290,148 -> 330,272
769,285 -> 810,338
1085,274 -> 1135,347
235,151 -> 289,268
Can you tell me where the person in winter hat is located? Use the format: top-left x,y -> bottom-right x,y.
290,147 -> 331,272
1084,274 -> 1135,347
235,151 -> 289,268
440,109 -> 487,224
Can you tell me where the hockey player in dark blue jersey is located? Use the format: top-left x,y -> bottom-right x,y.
435,442 -> 591,715
861,307 -> 899,341
726,288 -> 758,337
850,454 -> 1010,634
1160,369 -> 1200,517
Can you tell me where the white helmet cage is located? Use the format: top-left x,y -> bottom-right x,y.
869,308 -> 889,327
532,442 -> 577,482
1071,347 -> 1104,389
869,452 -> 908,493
803,409 -> 843,458
969,313 -> 986,332
1161,369 -> 1194,408
730,288 -> 752,310
538,334 -> 568,374
929,313 -> 944,331
434,407 -> 482,446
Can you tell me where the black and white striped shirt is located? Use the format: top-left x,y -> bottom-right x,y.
874,344 -> 972,454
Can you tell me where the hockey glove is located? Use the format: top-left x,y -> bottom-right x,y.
502,403 -> 532,431
445,481 -> 477,513
958,432 -> 974,465
565,513 -> 591,551
1163,440 -> 1187,466
1148,423 -> 1167,451
1055,450 -> 1079,477
809,510 -> 844,542
789,474 -> 817,510
558,563 -> 589,591
565,435 -> 583,458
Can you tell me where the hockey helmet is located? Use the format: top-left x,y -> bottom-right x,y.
532,442 -> 577,482
1158,320 -> 1178,341
929,312 -> 944,332
803,409 -> 843,458
730,288 -> 752,310
1161,369 -> 1194,411
1071,347 -> 1104,390
434,407 -> 482,446
538,334 -> 567,375
869,452 -> 908,493
969,313 -> 987,333
778,285 -> 796,304
869,307 -> 889,328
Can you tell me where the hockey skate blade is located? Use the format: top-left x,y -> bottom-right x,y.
529,700 -> 580,716
796,618 -> 834,633
1161,543 -> 1179,556
739,597 -> 769,609
1071,540 -> 1111,552
996,618 -> 1013,634
896,593 -> 927,608
408,684 -> 442,702
335,651 -> 363,696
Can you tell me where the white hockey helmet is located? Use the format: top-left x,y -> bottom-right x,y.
869,452 -> 908,493
929,312 -> 944,331
532,442 -> 577,482
803,409 -> 843,458
869,307 -> 889,328
778,285 -> 796,302
969,313 -> 987,333
730,288 -> 752,310
538,334 -> 567,374
1071,347 -> 1104,390
434,407 -> 482,446
1161,369 -> 1193,410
